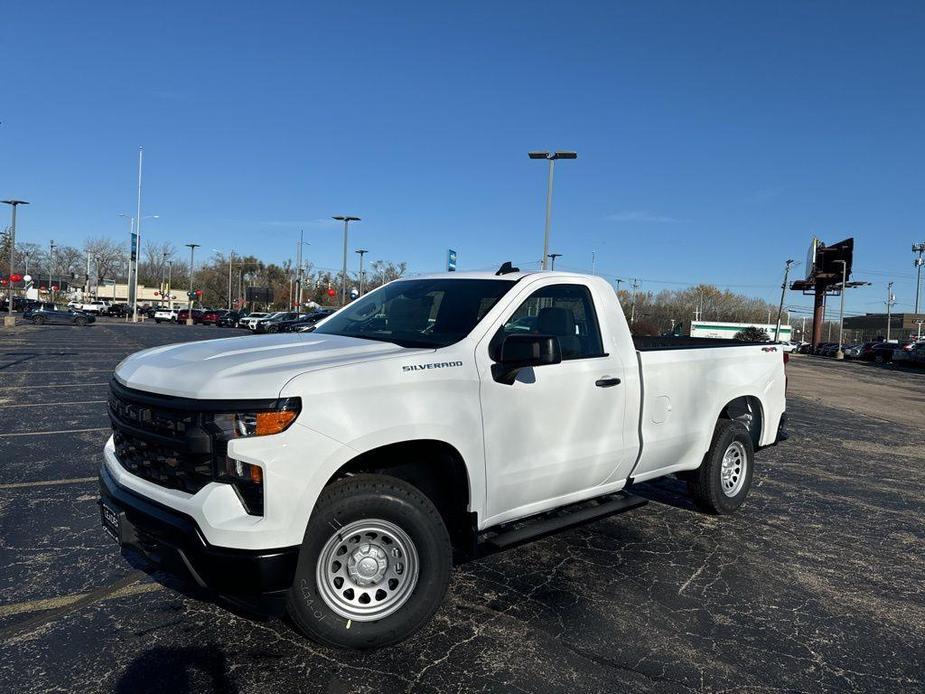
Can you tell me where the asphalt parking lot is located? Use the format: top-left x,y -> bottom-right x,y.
1,323 -> 923,693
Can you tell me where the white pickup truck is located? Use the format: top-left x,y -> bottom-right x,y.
69,299 -> 111,315
99,269 -> 787,649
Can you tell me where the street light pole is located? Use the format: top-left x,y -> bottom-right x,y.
913,242 -> 925,314
355,249 -> 368,295
886,281 -> 895,341
185,243 -> 199,325
132,146 -> 144,322
774,259 -> 794,342
2,200 -> 29,327
547,253 -> 562,270
834,260 -> 847,360
332,216 -> 360,305
48,240 -> 56,301
529,151 -> 577,270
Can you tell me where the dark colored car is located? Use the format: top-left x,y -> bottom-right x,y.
276,309 -> 335,333
199,309 -> 227,325
24,305 -> 96,326
255,311 -> 301,334
217,310 -> 246,328
907,342 -> 925,366
106,303 -> 130,318
176,308 -> 206,324
869,343 -> 899,363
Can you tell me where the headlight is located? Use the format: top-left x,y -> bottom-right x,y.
205,398 -> 301,516
208,398 -> 301,439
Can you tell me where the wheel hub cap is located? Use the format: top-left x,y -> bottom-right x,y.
316,518 -> 419,622
720,441 -> 747,497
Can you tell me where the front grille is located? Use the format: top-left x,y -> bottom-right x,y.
113,429 -> 213,495
109,383 -> 215,496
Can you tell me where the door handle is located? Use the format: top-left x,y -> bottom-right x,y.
595,377 -> 621,388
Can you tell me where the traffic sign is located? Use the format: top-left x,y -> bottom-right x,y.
447,249 -> 457,272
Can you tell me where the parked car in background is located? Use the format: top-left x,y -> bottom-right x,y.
796,342 -> 814,354
239,312 -> 270,330
154,308 -> 178,323
176,308 -> 205,324
24,305 -> 95,326
869,342 -> 898,363
199,309 -> 228,326
217,310 -> 246,328
276,309 -> 335,333
842,344 -> 863,359
107,303 -> 130,318
255,311 -> 301,333
907,342 -> 925,367
68,300 -> 111,315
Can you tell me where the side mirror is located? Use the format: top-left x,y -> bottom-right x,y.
491,334 -> 562,385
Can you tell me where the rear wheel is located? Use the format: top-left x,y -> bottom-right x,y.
286,474 -> 451,649
75,316 -> 88,326
687,420 -> 754,514
32,316 -> 46,325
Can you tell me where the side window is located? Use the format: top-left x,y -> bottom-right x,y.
494,284 -> 605,361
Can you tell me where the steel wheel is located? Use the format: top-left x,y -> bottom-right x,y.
316,518 -> 419,622
720,441 -> 747,497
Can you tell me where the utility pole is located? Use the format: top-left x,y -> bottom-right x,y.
185,243 -> 199,325
355,249 -> 368,295
528,151 -> 577,270
48,240 -> 56,301
332,216 -> 360,306
295,232 -> 310,313
227,251 -> 234,310
2,200 -> 29,327
886,281 -> 895,341
166,260 -> 172,309
913,242 -> 925,314
774,259 -> 794,342
547,253 -> 562,270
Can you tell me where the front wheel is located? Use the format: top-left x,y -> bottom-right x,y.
74,316 -> 88,327
687,420 -> 754,514
286,474 -> 451,649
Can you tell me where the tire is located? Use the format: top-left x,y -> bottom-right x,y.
286,474 -> 452,650
75,316 -> 88,327
32,316 -> 45,325
687,420 -> 754,514
268,325 -> 278,334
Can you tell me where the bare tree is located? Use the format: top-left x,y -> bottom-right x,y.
85,237 -> 127,285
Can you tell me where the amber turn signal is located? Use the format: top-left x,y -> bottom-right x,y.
254,409 -> 298,436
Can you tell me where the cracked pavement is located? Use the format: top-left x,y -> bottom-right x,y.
0,323 -> 922,693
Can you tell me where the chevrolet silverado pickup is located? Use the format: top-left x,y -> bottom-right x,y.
99,268 -> 788,649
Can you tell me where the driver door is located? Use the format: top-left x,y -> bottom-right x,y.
477,280 -> 633,523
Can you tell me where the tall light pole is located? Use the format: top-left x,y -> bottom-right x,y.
2,200 -> 29,327
886,281 -> 895,341
166,260 -> 173,309
295,233 -> 310,313
547,253 -> 562,270
332,216 -> 360,305
834,260 -> 847,360
355,249 -> 368,295
528,151 -> 577,270
913,242 -> 925,315
185,243 -> 200,325
48,240 -> 56,300
132,147 -> 144,322
212,248 -> 235,310
630,278 -> 640,324
774,259 -> 794,342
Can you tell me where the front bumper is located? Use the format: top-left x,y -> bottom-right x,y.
98,464 -> 299,596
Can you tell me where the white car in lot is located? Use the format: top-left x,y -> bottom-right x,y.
239,312 -> 270,330
100,268 -> 788,649
69,300 -> 111,315
154,308 -> 178,323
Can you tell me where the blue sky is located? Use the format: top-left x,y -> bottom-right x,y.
2,1 -> 924,318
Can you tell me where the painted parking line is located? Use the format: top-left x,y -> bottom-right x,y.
0,477 -> 96,489
0,572 -> 161,640
0,382 -> 108,390
0,582 -> 163,619
0,400 -> 108,409
0,427 -> 111,438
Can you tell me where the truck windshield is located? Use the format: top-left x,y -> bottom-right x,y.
313,278 -> 516,348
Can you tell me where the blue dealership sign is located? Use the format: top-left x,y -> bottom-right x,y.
446,249 -> 457,272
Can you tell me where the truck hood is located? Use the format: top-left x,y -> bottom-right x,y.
114,333 -> 426,399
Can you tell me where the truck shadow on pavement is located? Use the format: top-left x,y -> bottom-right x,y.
630,476 -> 699,512
114,645 -> 238,694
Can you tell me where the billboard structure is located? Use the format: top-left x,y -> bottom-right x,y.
790,237 -> 854,347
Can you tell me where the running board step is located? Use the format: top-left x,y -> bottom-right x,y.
480,492 -> 648,553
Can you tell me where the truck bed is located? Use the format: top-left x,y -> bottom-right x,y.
632,336 -> 767,351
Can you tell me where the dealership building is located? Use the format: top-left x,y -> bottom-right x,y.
842,313 -> 925,341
